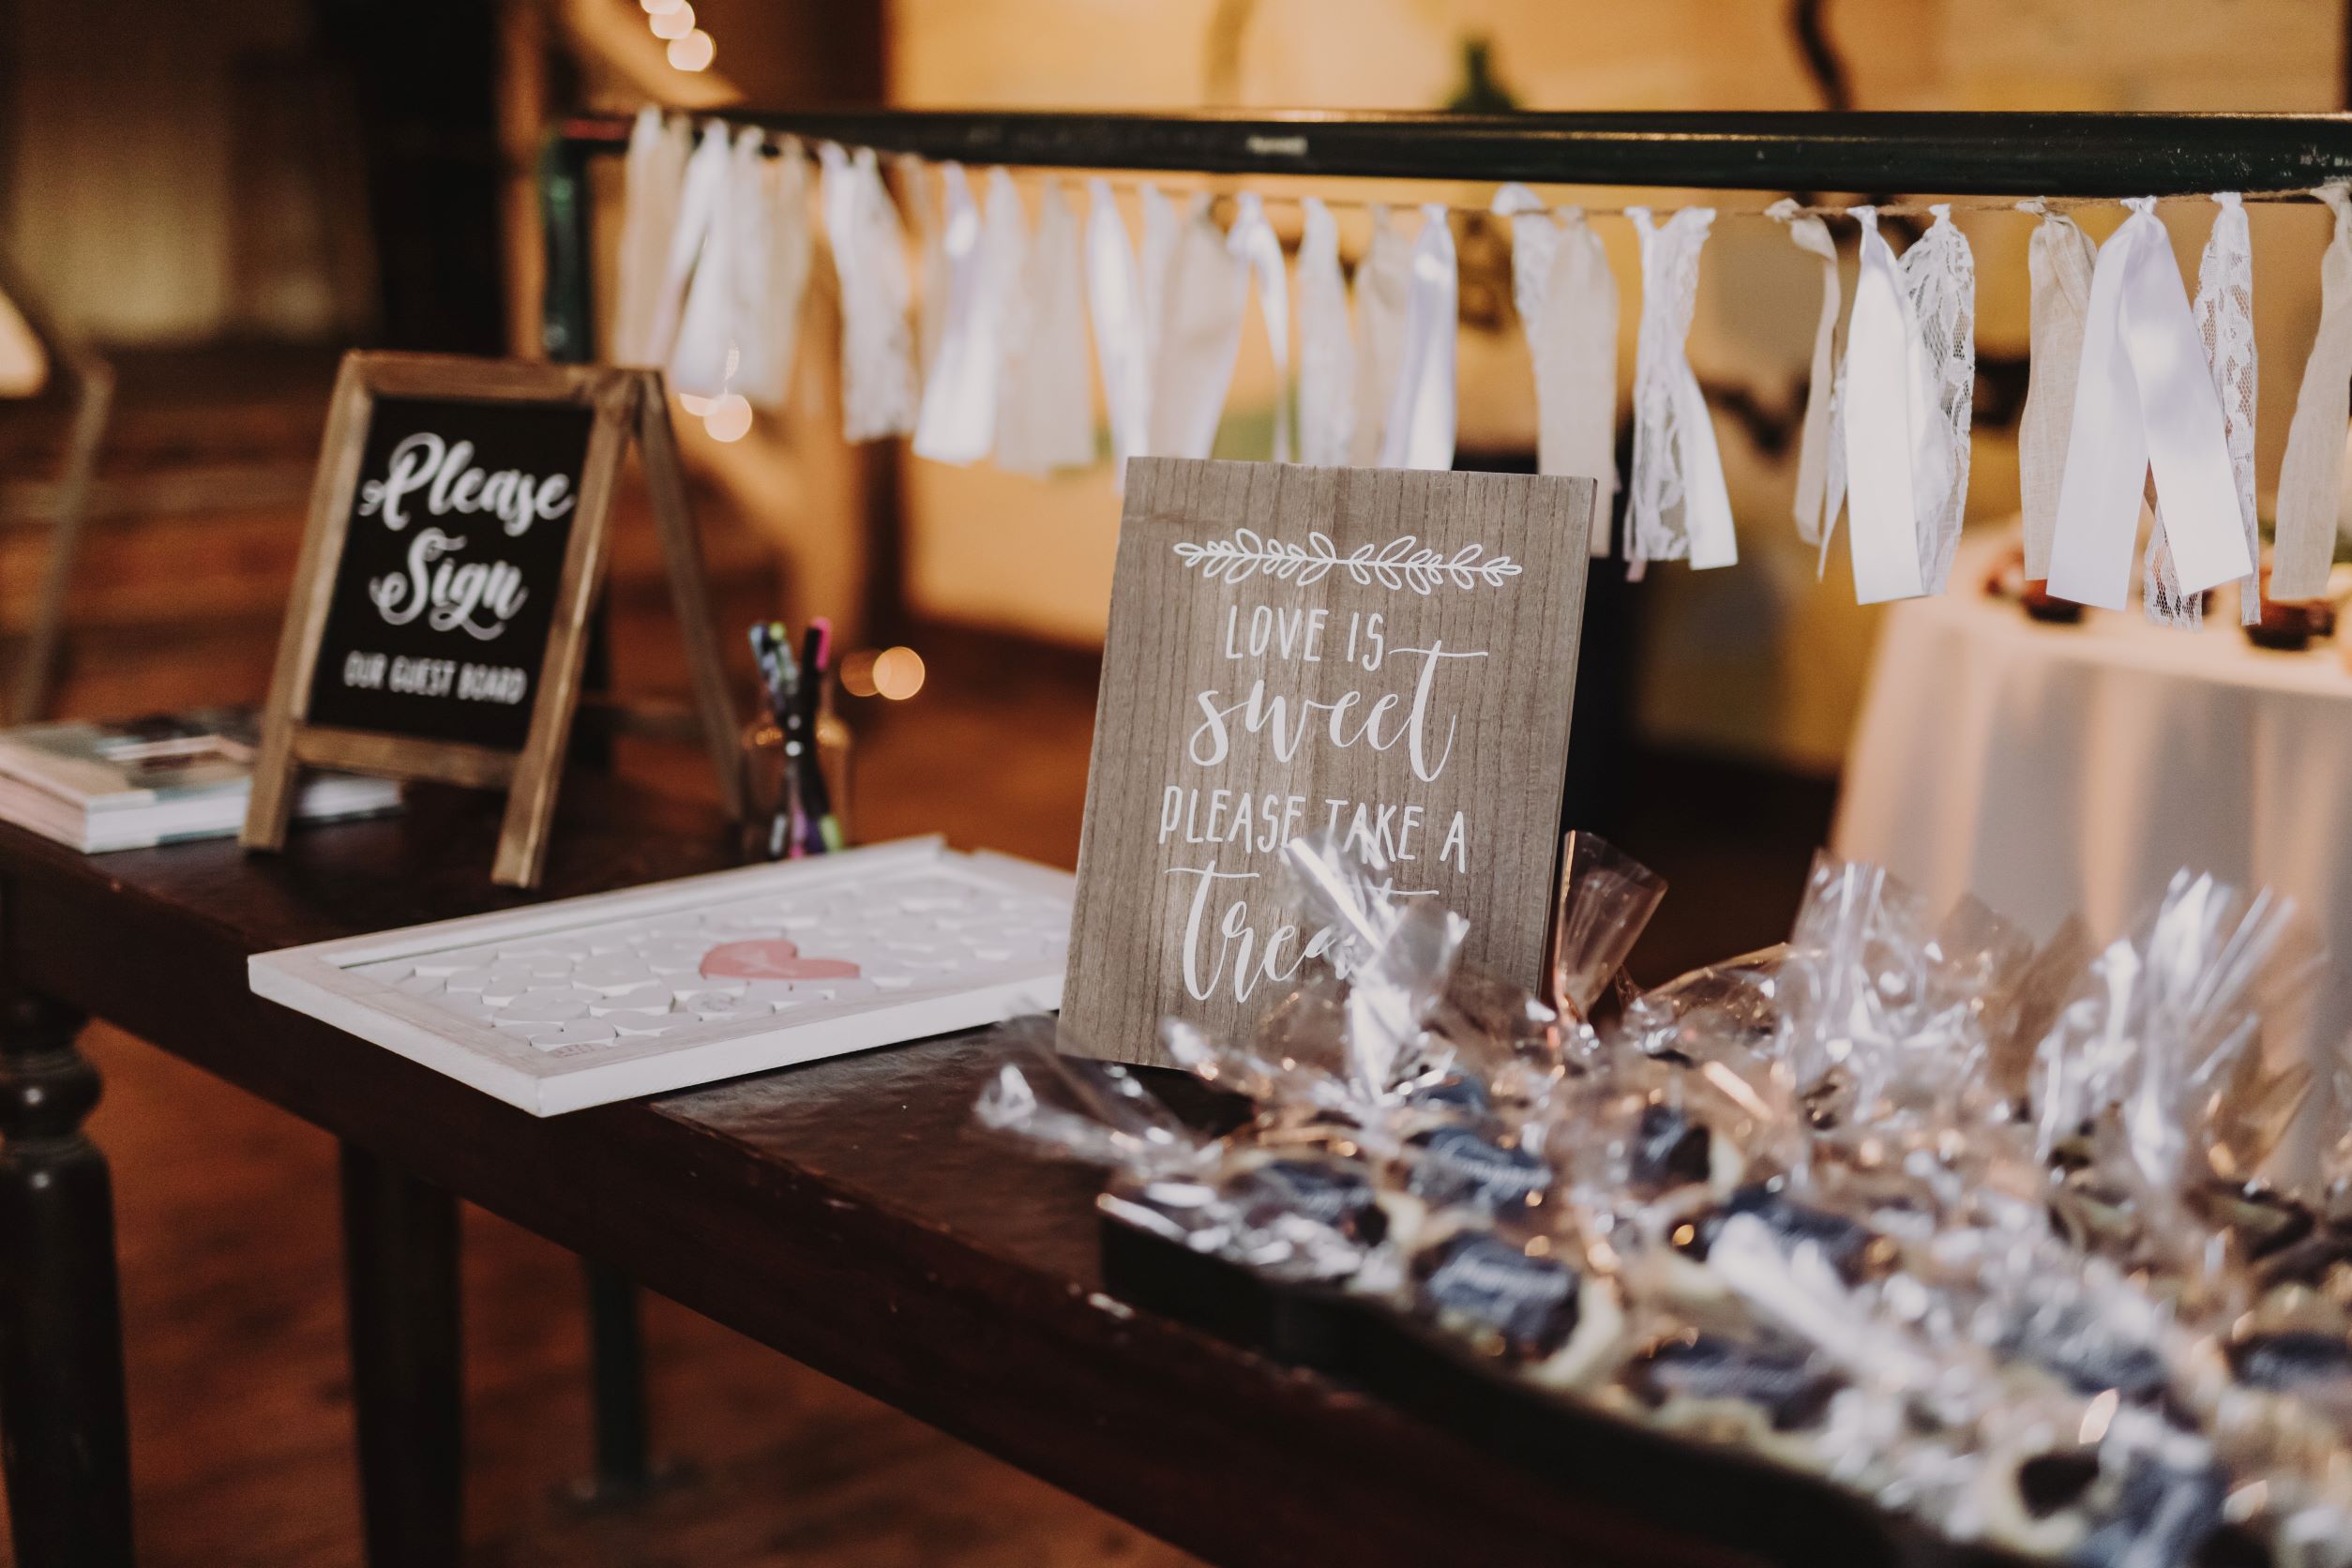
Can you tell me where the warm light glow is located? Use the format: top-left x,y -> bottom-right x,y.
641,0 -> 685,12
649,2 -> 694,38
675,390 -> 714,416
667,27 -> 715,70
703,392 -> 753,443
871,646 -> 926,701
838,650 -> 880,698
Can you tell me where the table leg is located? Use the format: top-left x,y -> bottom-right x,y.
0,993 -> 133,1568
582,1260 -> 651,1497
339,1141 -> 461,1568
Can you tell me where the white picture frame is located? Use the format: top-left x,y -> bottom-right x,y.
249,837 -> 1071,1115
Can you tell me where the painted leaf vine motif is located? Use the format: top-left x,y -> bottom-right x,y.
1169,529 -> 1524,594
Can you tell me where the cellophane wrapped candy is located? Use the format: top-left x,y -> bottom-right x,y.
977,831 -> 2352,1567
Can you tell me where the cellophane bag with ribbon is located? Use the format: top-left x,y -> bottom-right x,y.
976,832 -> 2352,1566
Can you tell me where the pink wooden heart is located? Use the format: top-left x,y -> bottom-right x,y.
701,939 -> 862,982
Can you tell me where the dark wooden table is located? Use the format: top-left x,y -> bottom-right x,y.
0,779 -> 1758,1568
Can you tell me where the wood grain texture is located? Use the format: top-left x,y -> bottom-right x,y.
243,351 -> 373,852
636,377 -> 748,822
292,727 -> 517,791
1063,459 -> 1593,1067
491,367 -> 638,887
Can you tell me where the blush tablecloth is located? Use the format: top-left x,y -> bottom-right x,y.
1832,574 -> 2352,1170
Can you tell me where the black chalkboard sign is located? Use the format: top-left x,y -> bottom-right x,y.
304,393 -> 595,750
244,353 -> 744,887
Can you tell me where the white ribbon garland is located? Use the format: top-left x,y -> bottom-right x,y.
1085,178 -> 1151,481
2016,204 -> 2098,580
817,143 -> 918,443
2147,192 -> 2259,626
2271,183 -> 2352,602
735,136 -> 813,414
1497,184 -> 1618,551
1842,207 -> 1929,602
1771,198 -> 1840,551
1228,192 -> 1294,463
1901,206 -> 1975,594
901,158 -> 951,381
1138,182 -> 1182,385
620,124 -> 2352,628
2047,198 -> 2252,610
671,127 -> 767,400
1351,204 -> 1410,466
1146,193 -> 1246,460
1838,206 -> 1972,601
1820,341 -> 1849,578
913,164 -> 1017,464
1295,196 -> 1355,466
645,121 -> 731,371
612,108 -> 689,367
1380,204 -> 1457,471
997,179 -> 1096,475
1626,206 -> 1734,574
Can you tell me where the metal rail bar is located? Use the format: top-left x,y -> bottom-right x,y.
552,108 -> 2352,196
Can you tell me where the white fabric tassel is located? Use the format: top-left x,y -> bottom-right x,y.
1820,347 -> 1849,577
645,121 -> 731,371
2271,183 -> 2352,602
1351,204 -> 1411,465
997,179 -> 1095,475
737,139 -> 812,414
1145,194 -> 1245,460
1228,192 -> 1293,462
1086,178 -> 1151,479
2016,204 -> 2098,580
1771,199 -> 1840,550
1902,205 -> 1976,594
2147,192 -> 2259,627
913,164 -> 1018,464
1294,197 -> 1354,466
1380,204 -> 1457,471
671,127 -> 767,400
612,108 -> 689,367
1842,207 -> 1930,602
1138,185 -> 1181,346
1625,206 -> 1734,575
1497,184 -> 1618,550
2047,198 -> 2252,610
902,158 -> 952,381
818,143 -> 918,443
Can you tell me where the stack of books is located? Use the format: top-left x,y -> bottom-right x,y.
0,708 -> 400,853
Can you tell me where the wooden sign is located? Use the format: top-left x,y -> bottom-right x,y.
1063,458 -> 1594,1068
242,352 -> 742,887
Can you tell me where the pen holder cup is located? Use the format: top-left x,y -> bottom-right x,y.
738,706 -> 853,862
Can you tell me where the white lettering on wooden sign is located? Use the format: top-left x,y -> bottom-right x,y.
1062,459 -> 1595,1068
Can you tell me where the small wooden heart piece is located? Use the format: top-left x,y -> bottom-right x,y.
700,938 -> 862,983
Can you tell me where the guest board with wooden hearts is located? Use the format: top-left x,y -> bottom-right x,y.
1062,458 -> 1596,1068
249,838 -> 1071,1114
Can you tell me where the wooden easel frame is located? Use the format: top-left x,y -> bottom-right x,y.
242,351 -> 744,887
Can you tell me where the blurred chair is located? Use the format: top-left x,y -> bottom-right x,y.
0,260 -> 112,724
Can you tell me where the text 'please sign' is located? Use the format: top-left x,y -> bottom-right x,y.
1062,459 -> 1594,1067
305,393 -> 593,749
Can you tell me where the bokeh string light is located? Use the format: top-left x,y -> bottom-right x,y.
639,0 -> 714,73
838,648 -> 927,701
678,347 -> 752,442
